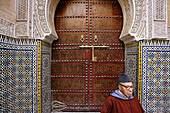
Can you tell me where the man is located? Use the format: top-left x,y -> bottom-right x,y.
101,74 -> 145,113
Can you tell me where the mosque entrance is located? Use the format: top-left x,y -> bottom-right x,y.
51,0 -> 124,111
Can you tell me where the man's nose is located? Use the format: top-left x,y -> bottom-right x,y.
129,88 -> 133,92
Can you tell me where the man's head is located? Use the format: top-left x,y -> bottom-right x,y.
118,74 -> 134,98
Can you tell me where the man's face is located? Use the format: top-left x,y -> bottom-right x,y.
118,82 -> 133,98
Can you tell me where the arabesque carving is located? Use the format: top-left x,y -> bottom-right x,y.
16,0 -> 28,21
33,0 -> 58,43
0,18 -> 15,37
16,23 -> 27,36
119,0 -> 146,44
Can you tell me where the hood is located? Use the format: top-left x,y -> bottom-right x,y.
110,89 -> 134,100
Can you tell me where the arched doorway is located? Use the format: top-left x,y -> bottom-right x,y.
51,0 -> 124,111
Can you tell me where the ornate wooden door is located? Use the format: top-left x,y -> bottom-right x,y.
52,0 -> 124,111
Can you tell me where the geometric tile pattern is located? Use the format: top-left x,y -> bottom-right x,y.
125,42 -> 139,96
125,54 -> 138,96
41,42 -> 51,113
142,43 -> 170,112
0,36 -> 38,113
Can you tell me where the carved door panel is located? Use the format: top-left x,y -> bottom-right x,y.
52,0 -> 124,111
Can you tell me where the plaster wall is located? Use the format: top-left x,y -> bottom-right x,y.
0,0 -> 16,23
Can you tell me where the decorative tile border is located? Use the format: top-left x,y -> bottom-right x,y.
37,40 -> 41,113
138,41 -> 143,101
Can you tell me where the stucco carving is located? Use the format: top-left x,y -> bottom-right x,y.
0,18 -> 15,37
136,0 -> 147,40
33,0 -> 58,43
119,0 -> 147,44
15,23 -> 27,36
154,0 -> 166,20
118,0 -> 134,38
34,0 -> 136,43
168,27 -> 170,39
28,0 -> 33,37
131,0 -> 144,34
46,0 -> 60,42
154,21 -> 167,38
37,0 -> 50,33
119,0 -> 168,44
153,0 -> 167,38
16,0 -> 28,21
148,0 -> 153,38
33,17 -> 42,38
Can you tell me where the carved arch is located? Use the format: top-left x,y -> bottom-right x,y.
118,0 -> 135,43
118,0 -> 145,44
34,0 -> 59,43
35,0 -> 144,44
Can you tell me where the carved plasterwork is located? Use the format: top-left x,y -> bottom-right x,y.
167,26 -> 170,39
118,0 -> 134,37
46,0 -> 60,42
0,18 -> 15,37
15,0 -> 29,38
36,0 -> 50,33
33,0 -> 58,43
154,0 -> 166,20
14,0 -> 168,44
33,17 -> 42,38
131,0 -> 144,34
147,0 -> 153,38
15,23 -> 27,36
119,0 -> 147,44
153,0 -> 167,38
28,0 -> 33,37
16,0 -> 28,21
119,0 -> 169,44
46,0 -> 144,44
154,21 -> 167,38
35,0 -> 146,44
136,0 -> 147,40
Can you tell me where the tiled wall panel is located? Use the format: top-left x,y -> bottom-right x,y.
41,41 -> 51,113
141,40 -> 169,112
0,35 -> 38,112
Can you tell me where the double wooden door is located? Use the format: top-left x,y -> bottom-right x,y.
52,0 -> 124,111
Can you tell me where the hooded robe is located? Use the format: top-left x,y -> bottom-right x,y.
101,89 -> 145,113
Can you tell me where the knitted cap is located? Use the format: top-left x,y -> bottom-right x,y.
118,74 -> 131,83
